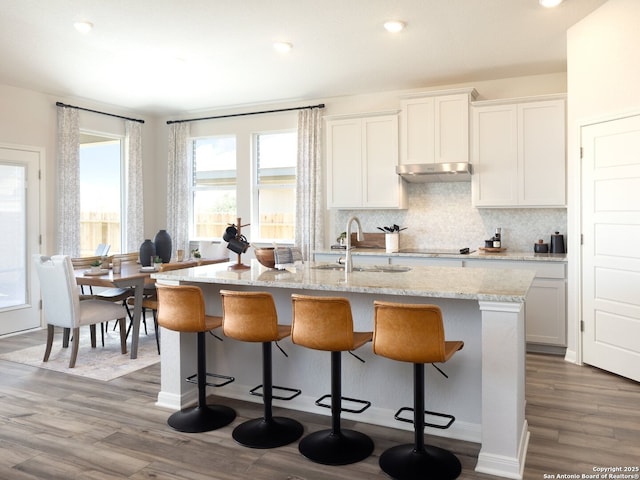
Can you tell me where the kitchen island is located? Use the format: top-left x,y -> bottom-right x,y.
153,260 -> 535,479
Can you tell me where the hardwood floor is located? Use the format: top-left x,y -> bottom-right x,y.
1,329 -> 638,479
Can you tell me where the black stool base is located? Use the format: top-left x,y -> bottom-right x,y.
379,444 -> 462,480
167,404 -> 236,433
232,417 -> 303,449
299,429 -> 374,466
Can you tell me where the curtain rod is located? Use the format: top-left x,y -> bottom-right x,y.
166,103 -> 325,125
55,101 -> 145,124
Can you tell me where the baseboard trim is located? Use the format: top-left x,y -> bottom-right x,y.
475,420 -> 529,480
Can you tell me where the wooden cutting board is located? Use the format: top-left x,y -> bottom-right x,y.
350,232 -> 386,248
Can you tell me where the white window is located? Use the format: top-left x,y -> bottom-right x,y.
191,136 -> 237,240
79,133 -> 123,256
253,131 -> 297,242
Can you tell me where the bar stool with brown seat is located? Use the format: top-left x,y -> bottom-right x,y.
156,283 -> 236,433
372,300 -> 464,480
290,293 -> 374,465
220,290 -> 303,448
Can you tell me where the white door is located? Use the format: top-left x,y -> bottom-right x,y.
0,144 -> 42,336
581,114 -> 640,382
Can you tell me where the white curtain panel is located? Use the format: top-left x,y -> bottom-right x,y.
167,122 -> 191,257
295,108 -> 324,260
125,120 -> 144,253
56,105 -> 80,256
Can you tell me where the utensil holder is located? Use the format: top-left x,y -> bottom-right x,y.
385,233 -> 399,253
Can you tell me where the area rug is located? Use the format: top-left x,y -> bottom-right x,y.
0,329 -> 160,381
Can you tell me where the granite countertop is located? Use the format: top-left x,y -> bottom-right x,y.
315,248 -> 567,262
153,259 -> 535,303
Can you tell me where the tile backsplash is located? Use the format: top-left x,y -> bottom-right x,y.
332,182 -> 567,253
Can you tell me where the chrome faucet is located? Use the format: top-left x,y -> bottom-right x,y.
344,215 -> 363,273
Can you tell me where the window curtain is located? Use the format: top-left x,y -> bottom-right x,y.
295,107 -> 324,260
167,122 -> 191,257
125,120 -> 144,253
56,105 -> 80,256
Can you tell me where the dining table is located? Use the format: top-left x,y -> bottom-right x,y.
74,257 -> 229,359
74,260 -> 154,359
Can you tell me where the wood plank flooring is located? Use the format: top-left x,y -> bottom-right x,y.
1,328 -> 639,479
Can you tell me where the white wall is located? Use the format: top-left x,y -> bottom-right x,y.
566,0 -> 640,361
158,72 -> 568,250
0,84 -> 158,255
0,70 -> 567,256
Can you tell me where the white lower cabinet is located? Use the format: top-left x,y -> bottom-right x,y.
313,252 -> 567,348
463,259 -> 566,347
525,278 -> 566,345
389,256 -> 463,267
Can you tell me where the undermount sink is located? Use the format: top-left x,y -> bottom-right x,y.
369,265 -> 411,273
311,264 -> 411,273
311,264 -> 344,270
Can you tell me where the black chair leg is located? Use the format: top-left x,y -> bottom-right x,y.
232,342 -> 303,448
298,351 -> 374,465
152,309 -> 160,354
166,332 -> 236,433
379,363 -> 462,480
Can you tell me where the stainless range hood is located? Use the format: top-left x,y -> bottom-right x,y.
396,162 -> 472,183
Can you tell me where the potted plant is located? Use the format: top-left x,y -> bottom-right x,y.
153,256 -> 162,268
90,259 -> 102,273
191,248 -> 201,259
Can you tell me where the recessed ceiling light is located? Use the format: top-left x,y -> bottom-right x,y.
273,42 -> 293,53
74,20 -> 93,34
383,20 -> 406,33
539,0 -> 564,7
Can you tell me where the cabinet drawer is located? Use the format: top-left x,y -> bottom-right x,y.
464,259 -> 565,279
391,256 -> 463,267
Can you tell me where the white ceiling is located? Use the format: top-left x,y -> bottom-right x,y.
0,0 -> 607,115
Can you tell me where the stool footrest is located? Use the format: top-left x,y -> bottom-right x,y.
315,394 -> 371,414
394,406 -> 455,430
186,372 -> 235,388
249,384 -> 302,401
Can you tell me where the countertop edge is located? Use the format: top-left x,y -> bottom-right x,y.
315,248 -> 567,262
153,261 -> 534,303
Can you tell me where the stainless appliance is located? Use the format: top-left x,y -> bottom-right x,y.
396,162 -> 472,183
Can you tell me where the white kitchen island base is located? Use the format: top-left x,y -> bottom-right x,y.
153,261 -> 533,479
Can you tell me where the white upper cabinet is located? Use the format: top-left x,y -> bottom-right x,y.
471,95 -> 566,207
326,111 -> 406,209
400,88 -> 478,165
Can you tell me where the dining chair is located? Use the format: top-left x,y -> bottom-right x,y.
94,243 -> 110,256
126,260 -> 199,353
71,254 -> 134,346
33,255 -> 128,368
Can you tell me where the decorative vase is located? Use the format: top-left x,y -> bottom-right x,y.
139,239 -> 156,267
154,229 -> 172,263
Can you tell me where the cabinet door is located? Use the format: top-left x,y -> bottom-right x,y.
472,104 -> 518,206
326,119 -> 362,208
435,94 -> 470,164
526,278 -> 566,346
518,100 -> 566,206
363,115 -> 401,207
400,97 -> 435,164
